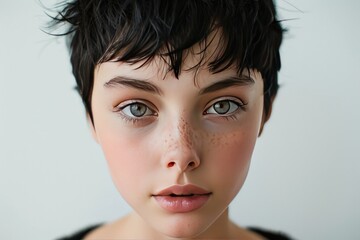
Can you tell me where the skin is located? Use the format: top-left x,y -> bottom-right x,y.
86,36 -> 269,239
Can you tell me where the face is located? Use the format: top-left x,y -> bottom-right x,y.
90,43 -> 265,238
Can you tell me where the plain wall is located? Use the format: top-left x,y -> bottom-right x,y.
0,0 -> 359,239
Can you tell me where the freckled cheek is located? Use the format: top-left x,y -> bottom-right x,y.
219,134 -> 255,171
213,99 -> 263,179
207,131 -> 258,197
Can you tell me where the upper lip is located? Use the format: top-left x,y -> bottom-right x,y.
153,184 -> 211,196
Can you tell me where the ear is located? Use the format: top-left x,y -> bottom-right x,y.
87,114 -> 99,144
258,95 -> 276,136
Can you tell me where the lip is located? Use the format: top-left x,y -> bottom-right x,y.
152,184 -> 211,213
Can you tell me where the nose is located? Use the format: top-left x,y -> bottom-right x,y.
161,117 -> 201,172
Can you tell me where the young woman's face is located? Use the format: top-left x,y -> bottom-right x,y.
91,45 -> 265,237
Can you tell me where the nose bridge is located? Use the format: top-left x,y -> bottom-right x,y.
178,115 -> 194,149
162,113 -> 200,172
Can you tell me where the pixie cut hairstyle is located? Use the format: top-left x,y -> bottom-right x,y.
50,0 -> 284,124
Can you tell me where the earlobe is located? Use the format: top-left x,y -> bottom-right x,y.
87,114 -> 99,144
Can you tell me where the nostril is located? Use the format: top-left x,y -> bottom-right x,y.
167,161 -> 195,168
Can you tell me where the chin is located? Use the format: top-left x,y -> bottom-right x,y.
154,215 -> 212,239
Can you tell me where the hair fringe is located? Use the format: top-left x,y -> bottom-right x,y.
47,0 -> 285,124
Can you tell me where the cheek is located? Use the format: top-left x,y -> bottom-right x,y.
96,126 -> 153,199
211,131 -> 257,192
205,112 -> 262,198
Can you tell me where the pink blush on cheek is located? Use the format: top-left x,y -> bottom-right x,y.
206,130 -> 258,191
99,133 -> 145,192
218,136 -> 254,171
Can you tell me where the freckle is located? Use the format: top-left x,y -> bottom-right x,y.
178,117 -> 194,148
209,133 -> 217,145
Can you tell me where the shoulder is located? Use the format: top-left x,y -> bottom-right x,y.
248,227 -> 295,240
230,221 -> 294,240
55,224 -> 102,240
59,214 -> 133,240
55,222 -> 120,240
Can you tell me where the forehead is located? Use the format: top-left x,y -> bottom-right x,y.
94,58 -> 262,99
95,58 -> 236,84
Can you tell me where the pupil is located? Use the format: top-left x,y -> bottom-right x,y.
130,104 -> 146,117
214,101 -> 230,114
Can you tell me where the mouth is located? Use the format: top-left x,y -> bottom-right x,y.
152,184 -> 212,213
169,193 -> 196,197
153,184 -> 211,196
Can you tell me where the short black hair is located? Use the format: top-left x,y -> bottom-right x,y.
49,0 -> 284,124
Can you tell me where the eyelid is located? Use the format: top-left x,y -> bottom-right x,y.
204,96 -> 246,110
115,99 -> 156,111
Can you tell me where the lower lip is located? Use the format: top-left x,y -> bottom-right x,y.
153,194 -> 211,213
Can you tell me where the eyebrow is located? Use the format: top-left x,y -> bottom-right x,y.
199,75 -> 255,95
103,75 -> 254,95
104,76 -> 163,95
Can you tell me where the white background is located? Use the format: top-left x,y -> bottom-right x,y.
1,1 -> 359,239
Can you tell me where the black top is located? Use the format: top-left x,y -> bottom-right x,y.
56,224 -> 294,240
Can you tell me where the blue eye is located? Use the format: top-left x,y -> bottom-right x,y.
121,102 -> 154,118
206,100 -> 241,115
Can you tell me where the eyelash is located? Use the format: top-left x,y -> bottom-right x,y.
204,98 -> 248,121
115,98 -> 247,125
115,100 -> 157,125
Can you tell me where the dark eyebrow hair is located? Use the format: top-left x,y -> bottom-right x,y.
104,75 -> 254,96
104,76 -> 163,95
199,75 -> 255,95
